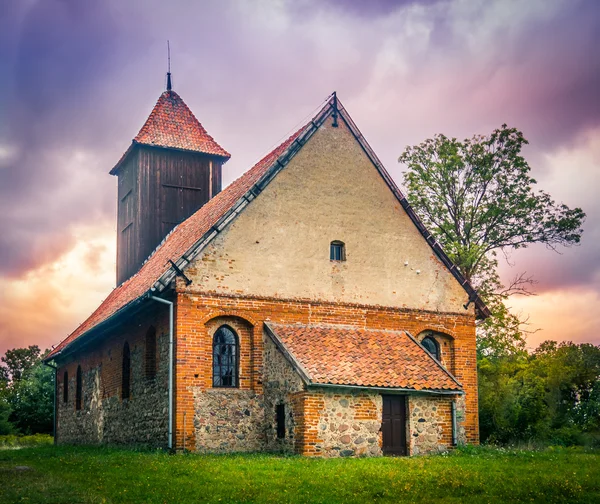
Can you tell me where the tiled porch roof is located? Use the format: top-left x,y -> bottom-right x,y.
265,322 -> 462,392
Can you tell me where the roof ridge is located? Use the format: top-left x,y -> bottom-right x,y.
268,321 -> 408,335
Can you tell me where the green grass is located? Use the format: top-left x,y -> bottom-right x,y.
0,433 -> 53,449
1,445 -> 599,503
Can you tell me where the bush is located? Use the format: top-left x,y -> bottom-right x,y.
0,433 -> 53,448
0,397 -> 15,435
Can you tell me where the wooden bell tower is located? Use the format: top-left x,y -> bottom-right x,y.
110,76 -> 230,286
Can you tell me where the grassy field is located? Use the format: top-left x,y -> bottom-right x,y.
0,445 -> 599,503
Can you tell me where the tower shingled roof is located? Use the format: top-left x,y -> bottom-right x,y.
110,90 -> 230,174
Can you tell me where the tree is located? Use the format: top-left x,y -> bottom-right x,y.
0,346 -> 53,435
399,125 -> 585,356
1,345 -> 42,382
478,341 -> 600,444
0,393 -> 14,435
6,361 -> 54,434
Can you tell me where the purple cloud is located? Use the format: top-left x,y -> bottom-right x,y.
0,0 -> 597,313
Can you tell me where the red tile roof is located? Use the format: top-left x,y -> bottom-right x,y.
265,323 -> 462,392
111,90 -> 230,174
134,90 -> 230,157
47,119 -> 312,359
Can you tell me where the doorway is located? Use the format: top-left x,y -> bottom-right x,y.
382,395 -> 407,455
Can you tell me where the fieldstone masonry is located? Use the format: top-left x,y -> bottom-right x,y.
263,336 -> 304,452
409,395 -> 465,455
56,311 -> 170,447
309,391 -> 383,457
193,389 -> 264,452
55,302 -> 471,457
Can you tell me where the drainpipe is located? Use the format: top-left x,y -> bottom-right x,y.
150,296 -> 174,451
451,400 -> 457,446
43,361 -> 58,445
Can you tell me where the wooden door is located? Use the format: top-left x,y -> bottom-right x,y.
382,395 -> 407,455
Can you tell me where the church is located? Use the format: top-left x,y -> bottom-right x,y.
44,74 -> 488,457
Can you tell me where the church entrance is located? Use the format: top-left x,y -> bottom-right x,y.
381,395 -> 407,456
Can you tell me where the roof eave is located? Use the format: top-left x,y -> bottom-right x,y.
404,330 -> 464,389
109,140 -> 231,176
133,141 -> 231,161
43,291 -> 153,363
109,141 -> 137,176
308,383 -> 464,395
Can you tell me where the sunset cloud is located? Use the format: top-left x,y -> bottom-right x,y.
0,222 -> 114,355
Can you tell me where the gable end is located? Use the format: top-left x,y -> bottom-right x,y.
155,95 -> 489,318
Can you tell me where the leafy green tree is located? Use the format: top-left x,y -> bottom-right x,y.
479,341 -> 600,445
533,341 -> 600,432
1,345 -> 42,382
6,361 -> 54,434
0,347 -> 53,435
399,125 -> 585,356
0,366 -> 8,383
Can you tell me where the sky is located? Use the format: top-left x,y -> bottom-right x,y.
0,0 -> 599,356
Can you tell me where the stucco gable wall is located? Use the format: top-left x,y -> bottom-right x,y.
185,119 -> 471,315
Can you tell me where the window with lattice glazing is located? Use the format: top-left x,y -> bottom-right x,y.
213,326 -> 238,388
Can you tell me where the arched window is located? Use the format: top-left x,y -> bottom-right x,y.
63,371 -> 69,403
212,326 -> 238,388
422,336 -> 440,361
122,342 -> 131,400
145,326 -> 157,379
75,366 -> 82,410
330,240 -> 346,261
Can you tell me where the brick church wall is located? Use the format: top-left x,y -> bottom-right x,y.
55,307 -> 170,447
174,288 -> 478,455
55,289 -> 475,455
174,308 -> 265,452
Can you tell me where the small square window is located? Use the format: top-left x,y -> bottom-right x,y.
330,241 -> 345,261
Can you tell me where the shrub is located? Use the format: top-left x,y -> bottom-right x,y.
0,433 -> 53,448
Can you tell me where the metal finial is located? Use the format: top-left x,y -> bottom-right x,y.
332,91 -> 338,127
166,40 -> 172,91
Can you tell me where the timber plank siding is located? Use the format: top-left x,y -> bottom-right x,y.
116,145 -> 224,285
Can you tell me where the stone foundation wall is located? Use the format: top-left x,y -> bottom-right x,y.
300,390 -> 383,457
408,395 -> 465,455
56,306 -> 170,447
193,389 -> 264,452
